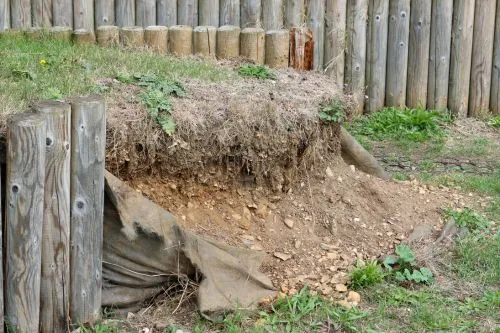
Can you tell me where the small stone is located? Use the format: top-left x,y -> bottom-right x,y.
241,235 -> 255,241
347,291 -> 361,304
274,252 -> 292,261
169,183 -> 177,190
294,240 -> 302,249
327,252 -> 339,260
247,203 -> 258,209
250,244 -> 264,251
335,284 -> 348,292
320,243 -> 335,251
269,196 -> 281,203
232,214 -> 242,221
284,218 -> 295,229
336,300 -> 352,309
326,167 -> 334,178
337,176 -> 343,183
350,165 -> 356,172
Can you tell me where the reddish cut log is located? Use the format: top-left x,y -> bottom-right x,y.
289,27 -> 314,71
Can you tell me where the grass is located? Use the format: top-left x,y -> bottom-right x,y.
349,260 -> 384,289
420,171 -> 500,197
238,64 -> 275,80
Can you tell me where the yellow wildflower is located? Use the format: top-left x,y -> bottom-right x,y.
39,59 -> 47,65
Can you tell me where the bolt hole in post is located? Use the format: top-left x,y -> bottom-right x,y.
11,185 -> 19,193
46,137 -> 53,146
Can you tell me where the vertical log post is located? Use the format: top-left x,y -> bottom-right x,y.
193,26 -> 217,57
32,0 -> 53,27
307,0 -> 325,70
74,0 -> 94,31
53,0 -> 73,27
157,0 -> 177,27
240,27 -> 265,64
5,113 -> 46,333
469,0 -> 496,117
263,0 -> 283,30
120,26 -> 145,48
365,0 -> 389,113
178,0 -> 198,26
145,26 -> 169,54
217,25 -> 241,59
241,0 -> 261,28
265,29 -> 289,68
73,29 -> 96,44
290,27 -> 314,71
448,0 -> 475,118
70,97 -> 106,326
0,0 -> 9,30
10,0 -> 31,29
95,0 -> 115,26
36,102 -> 72,333
345,0 -> 368,115
325,0 -> 347,90
199,0 -> 220,27
491,0 -> 500,115
169,25 -> 193,56
220,0 -> 240,26
116,0 -> 135,27
96,25 -> 120,46
285,0 -> 305,28
49,26 -> 73,41
136,0 -> 156,27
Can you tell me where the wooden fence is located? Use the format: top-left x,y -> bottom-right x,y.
0,0 -> 499,117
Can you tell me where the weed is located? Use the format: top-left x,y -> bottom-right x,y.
443,207 -> 491,231
392,172 -> 410,181
318,99 -> 346,123
420,171 -> 500,197
383,245 -> 433,285
45,87 -> 64,100
238,64 -> 275,80
350,260 -> 385,289
487,115 -> 500,128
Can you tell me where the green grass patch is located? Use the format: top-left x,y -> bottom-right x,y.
420,171 -> 500,197
349,260 -> 385,289
488,115 -> 500,128
238,64 -> 275,80
443,207 -> 491,232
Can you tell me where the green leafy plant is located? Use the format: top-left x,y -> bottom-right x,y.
140,89 -> 176,135
238,64 -> 275,80
319,100 -> 346,123
46,87 -> 64,100
350,260 -> 385,289
383,245 -> 433,285
395,267 -> 434,284
443,207 -> 491,232
487,115 -> 500,128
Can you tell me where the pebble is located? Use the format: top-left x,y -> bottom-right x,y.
274,252 -> 292,261
335,284 -> 348,292
347,291 -> 361,304
284,218 -> 295,229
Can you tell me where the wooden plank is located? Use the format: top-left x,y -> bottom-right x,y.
325,0 -> 347,90
427,0 -> 452,110
285,0 -> 305,27
307,0 -> 326,70
157,0 -> 177,26
36,102 -> 71,333
95,0 -> 115,26
136,0 -> 156,27
385,0 -> 410,107
448,0 -> 475,118
178,0 -> 198,26
241,0 -> 261,28
116,0 -> 135,27
263,0 -> 283,30
0,0 -> 9,30
199,0 -> 219,27
469,0 -> 496,117
74,0 -> 94,31
492,0 -> 500,114
406,0 -> 431,109
70,97 -> 106,325
365,0 -> 389,113
32,0 -> 53,27
5,113 -> 46,333
220,0 -> 240,26
53,0 -> 73,27
10,0 -> 31,28
345,0 -> 368,115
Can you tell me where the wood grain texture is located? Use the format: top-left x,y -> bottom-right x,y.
169,25 -> 193,55
53,0 -> 73,27
36,102 -> 71,333
290,27 -> 314,70
193,26 -> 217,57
32,0 -> 53,27
120,26 -> 144,47
345,0 -> 368,115
492,0 -> 500,114
324,0 -> 347,90
240,27 -> 265,64
10,0 -> 31,28
145,25 -> 168,54
96,25 -> 120,46
307,0 -> 326,70
157,0 -> 177,26
406,0 -> 431,108
241,0 -> 261,28
178,0 -> 198,26
469,0 -> 496,117
73,29 -> 96,44
116,0 -> 135,27
5,113 -> 46,333
220,0 -> 240,26
448,0 -> 475,118
199,0 -> 220,27
95,0 -> 115,26
365,0 -> 389,112
216,25 -> 240,58
427,0 -> 452,110
385,0 -> 410,107
70,97 -> 106,325
136,0 -> 156,27
74,0 -> 94,30
0,0 -> 9,30
263,0 -> 283,30
285,0 -> 305,27
265,29 -> 290,68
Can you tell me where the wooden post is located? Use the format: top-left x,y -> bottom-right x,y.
136,0 -> 156,27
116,0 -> 135,27
5,113 -> 46,333
289,27 -> 314,71
120,26 -> 145,48
0,0 -> 9,30
10,0 -> 31,29
492,0 -> 500,115
285,0 -> 305,28
241,0 -> 261,28
193,26 -> 217,57
217,25 -> 240,59
365,0 -> 389,113
448,0 -> 475,118
73,29 -> 96,44
74,0 -> 94,31
199,0 -> 220,27
53,0 -> 73,27
386,0 -> 410,107
32,0 -> 53,27
157,0 -> 177,27
220,0 -> 240,26
325,0 -> 347,90
307,0 -> 325,70
345,0 -> 368,115
49,26 -> 73,41
427,0 -> 452,111
178,0 -> 198,26
96,25 -> 120,46
469,0 -> 496,117
406,0 -> 431,109
169,25 -> 193,55
95,0 -> 115,26
240,27 -> 265,64
70,97 -> 106,326
36,102 -> 71,333
0,157 -> 2,333
145,25 -> 168,54
263,0 -> 283,30
25,27 -> 43,40
265,29 -> 289,68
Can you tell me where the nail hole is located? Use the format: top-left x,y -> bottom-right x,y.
77,201 -> 84,209
12,185 -> 19,193
399,41 -> 405,47
65,143 -> 70,150
401,12 -> 406,18
375,15 -> 380,21
46,137 -> 53,146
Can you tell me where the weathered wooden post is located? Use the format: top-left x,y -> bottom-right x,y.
169,25 -> 193,55
96,0 -> 115,26
325,0 -> 347,90
136,0 -> 156,27
220,0 -> 240,26
5,113 -> 46,333
32,0 -> 53,27
285,0 -> 305,28
345,0 -> 368,115
448,0 -> 475,118
145,26 -> 168,54
53,0 -> 73,27
365,0 -> 389,113
290,27 -> 314,71
49,26 -> 73,41
265,29 -> 289,68
240,27 -> 265,64
120,26 -> 145,48
116,0 -> 135,27
0,0 -> 9,30
10,0 -> 31,28
199,0 -> 220,27
178,0 -> 198,26
70,97 -> 106,326
307,0 -> 325,70
25,27 -> 43,40
157,0 -> 177,26
36,102 -> 72,333
217,25 -> 241,59
74,0 -> 94,31
469,0 -> 496,117
193,26 -> 217,57
263,0 -> 283,30
241,0 -> 261,28
96,25 -> 120,46
73,29 -> 96,44
492,0 -> 500,115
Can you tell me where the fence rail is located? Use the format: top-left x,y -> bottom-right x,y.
0,0 -> 499,117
